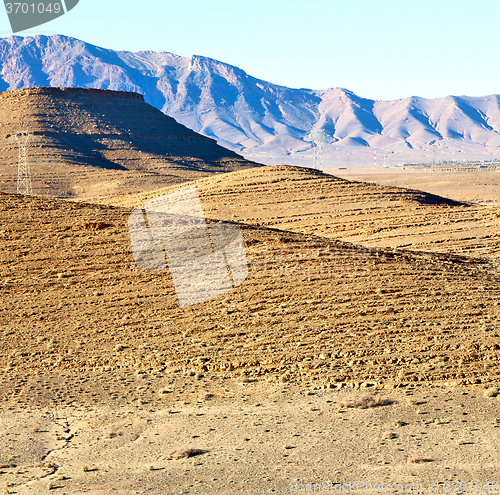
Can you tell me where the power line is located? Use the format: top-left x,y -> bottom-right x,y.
12,131 -> 34,196
304,129 -> 328,171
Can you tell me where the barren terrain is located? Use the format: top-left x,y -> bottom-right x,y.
1,87 -> 500,494
1,161 -> 500,493
0,87 -> 260,204
112,165 -> 500,259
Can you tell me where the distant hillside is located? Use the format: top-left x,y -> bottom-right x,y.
0,87 -> 259,201
113,164 -> 499,261
1,35 -> 500,165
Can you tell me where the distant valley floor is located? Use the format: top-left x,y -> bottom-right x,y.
329,167 -> 500,205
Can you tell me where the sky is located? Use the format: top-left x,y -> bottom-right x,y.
0,0 -> 499,101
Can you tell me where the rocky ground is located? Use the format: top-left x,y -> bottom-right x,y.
1,165 -> 500,493
112,166 -> 500,259
0,386 -> 500,494
0,87 -> 259,204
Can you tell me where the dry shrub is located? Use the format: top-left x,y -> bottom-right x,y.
407,454 -> 432,464
275,236 -> 295,245
103,430 -> 118,439
168,447 -> 205,460
81,221 -> 110,231
341,393 -> 391,409
198,392 -> 214,402
241,377 -> 257,384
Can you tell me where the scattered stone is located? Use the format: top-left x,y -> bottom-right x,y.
168,448 -> 205,460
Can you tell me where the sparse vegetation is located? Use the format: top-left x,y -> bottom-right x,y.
1,94 -> 500,489
198,392 -> 214,402
341,393 -> 391,409
168,448 -> 205,460
407,454 -> 432,464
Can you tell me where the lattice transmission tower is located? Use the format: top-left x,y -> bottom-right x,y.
13,131 -> 34,195
305,129 -> 328,171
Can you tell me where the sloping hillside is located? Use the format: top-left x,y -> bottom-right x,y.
0,87 -> 260,201
113,165 -> 500,260
1,190 -> 499,391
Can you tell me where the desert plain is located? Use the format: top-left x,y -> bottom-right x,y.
1,88 -> 500,494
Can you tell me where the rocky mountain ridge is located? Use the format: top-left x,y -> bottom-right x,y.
1,34 -> 500,165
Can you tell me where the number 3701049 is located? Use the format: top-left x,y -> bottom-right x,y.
5,3 -> 62,14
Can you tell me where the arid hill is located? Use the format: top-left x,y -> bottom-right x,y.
0,87 -> 260,202
1,182 -> 499,393
2,167 -> 500,493
114,164 -> 500,261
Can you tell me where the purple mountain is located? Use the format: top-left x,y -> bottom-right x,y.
1,34 -> 499,166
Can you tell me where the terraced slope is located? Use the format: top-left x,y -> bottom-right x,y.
1,190 -> 500,407
113,165 -> 500,260
0,87 -> 260,202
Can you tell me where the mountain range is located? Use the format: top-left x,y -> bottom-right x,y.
1,34 -> 500,166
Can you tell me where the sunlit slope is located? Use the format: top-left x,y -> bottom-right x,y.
113,165 -> 500,259
0,87 -> 260,202
1,191 -> 499,393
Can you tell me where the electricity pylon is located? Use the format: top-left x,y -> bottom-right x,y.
401,150 -> 408,187
432,147 -> 440,165
13,131 -> 34,195
344,150 -> 352,170
305,129 -> 328,171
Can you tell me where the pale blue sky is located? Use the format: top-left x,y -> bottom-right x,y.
1,0 -> 499,100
